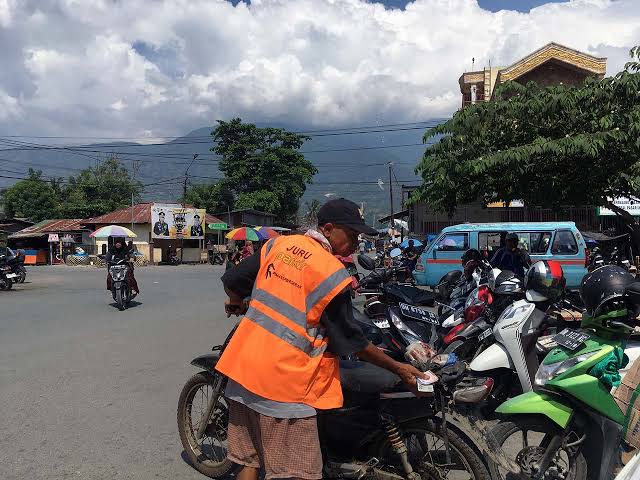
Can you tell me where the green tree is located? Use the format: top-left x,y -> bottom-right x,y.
0,169 -> 61,222
61,157 -> 143,218
212,118 -> 317,221
183,181 -> 234,214
415,46 -> 640,248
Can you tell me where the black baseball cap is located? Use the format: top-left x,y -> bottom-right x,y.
506,232 -> 519,241
317,198 -> 378,236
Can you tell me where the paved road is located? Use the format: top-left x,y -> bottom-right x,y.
0,265 -> 232,480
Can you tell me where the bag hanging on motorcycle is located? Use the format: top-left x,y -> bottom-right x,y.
614,357 -> 640,449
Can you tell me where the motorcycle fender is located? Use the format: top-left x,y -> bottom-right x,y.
470,342 -> 514,372
191,352 -> 221,372
495,391 -> 573,428
441,313 -> 460,328
458,318 -> 490,339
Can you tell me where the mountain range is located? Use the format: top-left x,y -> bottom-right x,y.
0,121 -> 443,224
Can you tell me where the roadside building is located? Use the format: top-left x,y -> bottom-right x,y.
83,203 -> 223,264
0,218 -> 34,247
409,42 -> 608,237
213,208 -> 276,229
8,219 -> 92,264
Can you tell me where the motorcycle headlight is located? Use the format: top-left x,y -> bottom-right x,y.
389,310 -> 422,343
534,351 -> 598,386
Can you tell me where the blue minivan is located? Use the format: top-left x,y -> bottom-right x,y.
413,222 -> 588,289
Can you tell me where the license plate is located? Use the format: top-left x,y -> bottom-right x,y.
478,328 -> 493,341
6,273 -> 17,279
399,302 -> 439,325
552,329 -> 590,351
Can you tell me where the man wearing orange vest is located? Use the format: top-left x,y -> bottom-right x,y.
216,198 -> 428,480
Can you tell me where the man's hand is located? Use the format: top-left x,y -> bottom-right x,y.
225,299 -> 248,317
394,362 -> 428,390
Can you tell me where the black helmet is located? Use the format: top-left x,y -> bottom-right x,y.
580,265 -> 636,317
525,260 -> 566,302
462,248 -> 482,264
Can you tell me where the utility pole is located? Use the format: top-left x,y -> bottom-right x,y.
388,162 -> 394,241
131,160 -> 141,231
181,153 -> 199,263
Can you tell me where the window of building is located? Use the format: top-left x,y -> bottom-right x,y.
551,230 -> 579,255
435,233 -> 469,251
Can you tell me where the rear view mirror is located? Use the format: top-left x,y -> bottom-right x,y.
357,254 -> 376,271
390,248 -> 402,259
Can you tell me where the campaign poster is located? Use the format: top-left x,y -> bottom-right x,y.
151,203 -> 206,239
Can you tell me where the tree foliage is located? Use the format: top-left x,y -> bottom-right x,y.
1,169 -> 61,222
60,157 -> 143,218
415,46 -> 640,226
301,199 -> 321,228
212,118 -> 317,221
183,181 -> 234,214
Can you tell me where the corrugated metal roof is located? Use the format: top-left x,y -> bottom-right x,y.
84,203 -> 223,226
84,203 -> 153,225
9,219 -> 88,238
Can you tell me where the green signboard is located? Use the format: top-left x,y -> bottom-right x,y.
208,222 -> 228,230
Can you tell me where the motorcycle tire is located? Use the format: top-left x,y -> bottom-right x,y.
177,371 -> 237,479
0,277 -> 11,290
116,287 -> 125,311
215,256 -> 224,265
487,415 -> 587,480
374,418 -> 490,480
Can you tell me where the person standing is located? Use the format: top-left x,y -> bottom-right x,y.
216,198 -> 427,480
490,232 -> 532,278
239,240 -> 254,261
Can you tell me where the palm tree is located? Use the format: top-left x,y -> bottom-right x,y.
302,199 -> 321,228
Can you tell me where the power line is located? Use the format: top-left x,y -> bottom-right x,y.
0,119 -> 441,141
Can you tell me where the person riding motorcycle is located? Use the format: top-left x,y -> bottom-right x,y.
105,237 -> 139,294
490,232 -> 531,278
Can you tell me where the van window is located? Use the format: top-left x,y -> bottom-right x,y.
551,231 -> 579,255
479,232 -> 502,254
435,233 -> 469,251
517,232 -> 552,254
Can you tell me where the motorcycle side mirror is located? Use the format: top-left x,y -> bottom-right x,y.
357,254 -> 376,271
389,248 -> 402,259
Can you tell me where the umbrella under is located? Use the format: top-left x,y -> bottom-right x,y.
255,226 -> 280,239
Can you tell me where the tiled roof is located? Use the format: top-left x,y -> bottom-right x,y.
9,219 -> 88,238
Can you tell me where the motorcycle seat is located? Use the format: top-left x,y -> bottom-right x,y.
339,360 -> 402,394
395,285 -> 435,306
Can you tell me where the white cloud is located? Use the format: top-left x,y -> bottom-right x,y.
0,0 -> 638,138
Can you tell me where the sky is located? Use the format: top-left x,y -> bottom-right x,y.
0,0 -> 638,141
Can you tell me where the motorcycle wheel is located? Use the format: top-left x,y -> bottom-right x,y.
374,418 -> 490,480
0,277 -> 10,290
214,256 -> 224,265
116,287 -> 125,311
17,267 -> 26,283
487,416 -> 587,480
177,371 -> 236,479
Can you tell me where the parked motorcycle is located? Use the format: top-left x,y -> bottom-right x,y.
177,308 -> 490,480
208,249 -> 225,265
487,266 -> 640,480
108,258 -> 133,310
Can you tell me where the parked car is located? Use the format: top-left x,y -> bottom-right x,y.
413,222 -> 588,289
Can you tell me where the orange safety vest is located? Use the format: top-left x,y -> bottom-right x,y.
216,234 -> 352,409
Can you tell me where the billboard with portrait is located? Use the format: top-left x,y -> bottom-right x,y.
151,203 -> 206,239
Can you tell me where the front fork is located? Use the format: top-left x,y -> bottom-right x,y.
195,374 -> 228,440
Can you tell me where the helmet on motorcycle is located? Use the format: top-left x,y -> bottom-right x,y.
524,260 -> 565,302
580,265 -> 636,317
461,248 -> 482,265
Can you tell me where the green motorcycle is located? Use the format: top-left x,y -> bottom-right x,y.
486,267 -> 640,480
